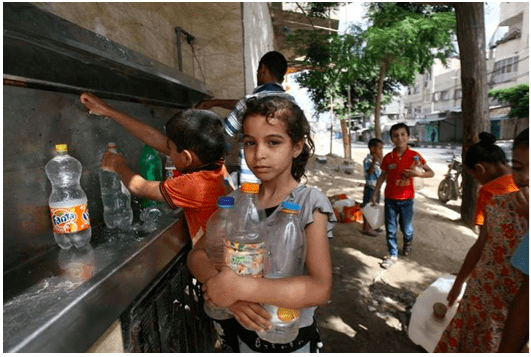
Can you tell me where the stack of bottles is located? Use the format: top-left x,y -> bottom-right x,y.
258,201 -> 306,344
45,144 -> 92,249
203,196 -> 235,320
99,143 -> 133,230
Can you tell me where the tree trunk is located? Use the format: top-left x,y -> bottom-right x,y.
374,61 -> 386,140
453,3 -> 490,227
330,95 -> 334,154
340,119 -> 351,159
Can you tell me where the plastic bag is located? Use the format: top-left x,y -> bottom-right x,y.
332,199 -> 355,222
361,204 -> 385,229
343,204 -> 363,223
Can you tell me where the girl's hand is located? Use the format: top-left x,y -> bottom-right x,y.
101,151 -> 127,172
203,267 -> 242,307
227,301 -> 272,332
447,279 -> 465,306
80,92 -> 112,116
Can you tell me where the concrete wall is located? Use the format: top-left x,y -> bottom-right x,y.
33,2 -> 246,102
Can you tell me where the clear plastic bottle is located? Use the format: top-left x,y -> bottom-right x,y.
139,144 -> 163,207
258,201 -> 306,344
45,144 -> 91,249
413,155 -> 424,190
225,182 -> 266,278
99,143 -> 134,230
204,196 -> 235,320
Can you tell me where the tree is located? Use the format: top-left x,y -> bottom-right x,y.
489,84 -> 529,119
289,23 -> 401,158
364,3 -> 456,139
453,2 -> 490,227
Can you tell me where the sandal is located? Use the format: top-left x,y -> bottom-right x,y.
380,256 -> 397,269
403,242 -> 413,256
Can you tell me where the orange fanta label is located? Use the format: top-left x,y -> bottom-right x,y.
50,204 -> 90,234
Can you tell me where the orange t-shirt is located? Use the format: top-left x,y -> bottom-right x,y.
381,147 -> 426,200
160,162 -> 232,245
474,174 -> 518,225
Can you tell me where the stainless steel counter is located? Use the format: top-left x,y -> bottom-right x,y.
3,209 -> 190,353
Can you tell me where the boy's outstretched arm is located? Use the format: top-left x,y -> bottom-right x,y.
101,151 -> 164,201
80,92 -> 170,156
203,210 -> 332,310
370,171 -> 387,204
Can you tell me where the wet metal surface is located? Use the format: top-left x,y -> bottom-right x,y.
3,209 -> 190,353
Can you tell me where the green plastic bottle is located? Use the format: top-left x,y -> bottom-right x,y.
139,145 -> 163,207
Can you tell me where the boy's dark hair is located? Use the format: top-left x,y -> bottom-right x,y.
259,51 -> 288,82
368,138 -> 383,148
390,122 -> 410,136
513,128 -> 529,150
165,109 -> 225,166
242,96 -> 314,181
464,132 -> 508,169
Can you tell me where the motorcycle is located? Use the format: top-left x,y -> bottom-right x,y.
438,153 -> 463,203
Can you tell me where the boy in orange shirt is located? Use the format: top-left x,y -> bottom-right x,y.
80,93 -> 232,245
371,123 -> 434,269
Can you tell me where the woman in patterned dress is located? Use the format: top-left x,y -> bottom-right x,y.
435,129 -> 529,352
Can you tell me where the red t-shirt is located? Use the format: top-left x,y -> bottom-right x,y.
381,147 -> 426,200
474,174 -> 518,226
160,162 -> 232,245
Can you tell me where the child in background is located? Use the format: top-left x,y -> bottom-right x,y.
463,132 -> 518,227
362,138 -> 384,236
435,128 -> 529,353
370,123 -> 434,269
79,93 -> 232,245
187,96 -> 336,353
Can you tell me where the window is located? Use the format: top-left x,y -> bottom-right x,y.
491,56 -> 519,83
433,92 -> 440,102
455,89 -> 462,99
441,90 -> 449,101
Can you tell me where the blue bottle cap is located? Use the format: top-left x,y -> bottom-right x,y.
281,201 -> 300,211
218,196 -> 235,208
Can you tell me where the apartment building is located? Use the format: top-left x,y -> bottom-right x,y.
403,2 -> 529,142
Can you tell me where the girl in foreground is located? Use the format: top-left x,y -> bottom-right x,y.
188,96 -> 336,353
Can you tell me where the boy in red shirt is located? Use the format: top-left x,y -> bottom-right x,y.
370,123 -> 434,269
80,93 -> 233,245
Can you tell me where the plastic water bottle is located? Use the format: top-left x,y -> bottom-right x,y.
413,156 -> 424,190
203,196 -> 235,320
408,275 -> 467,352
99,143 -> 134,230
139,144 -> 163,207
45,144 -> 91,249
258,201 -> 306,344
225,183 -> 266,278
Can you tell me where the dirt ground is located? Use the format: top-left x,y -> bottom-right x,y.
304,145 -> 478,353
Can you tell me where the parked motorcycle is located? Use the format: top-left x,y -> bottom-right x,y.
438,153 -> 462,203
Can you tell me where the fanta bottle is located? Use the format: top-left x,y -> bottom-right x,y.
45,144 -> 91,249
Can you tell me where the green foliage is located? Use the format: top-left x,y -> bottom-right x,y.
489,84 -> 530,118
364,3 -> 456,86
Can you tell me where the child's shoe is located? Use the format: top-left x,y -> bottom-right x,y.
380,256 -> 398,269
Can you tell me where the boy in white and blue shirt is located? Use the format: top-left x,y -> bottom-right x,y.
362,138 -> 384,236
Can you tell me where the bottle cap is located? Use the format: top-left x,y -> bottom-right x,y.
218,196 -> 235,208
107,142 -> 117,149
55,144 -> 67,153
432,302 -> 447,320
281,201 -> 300,211
241,182 -> 260,194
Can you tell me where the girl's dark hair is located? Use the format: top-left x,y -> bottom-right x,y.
242,96 -> 314,181
513,128 -> 529,150
165,109 -> 225,165
464,132 -> 508,169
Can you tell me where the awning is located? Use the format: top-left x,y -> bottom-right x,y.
490,106 -> 511,120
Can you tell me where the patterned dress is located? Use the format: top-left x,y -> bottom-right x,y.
435,191 -> 528,353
